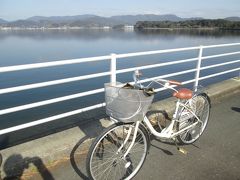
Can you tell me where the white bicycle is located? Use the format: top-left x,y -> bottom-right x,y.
86,70 -> 210,180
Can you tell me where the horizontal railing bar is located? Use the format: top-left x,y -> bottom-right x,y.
116,57 -> 198,74
1,57 -> 237,95
202,42 -> 240,49
0,72 -> 110,95
0,88 -> 104,115
139,68 -> 197,83
116,46 -> 200,58
154,86 -> 175,93
0,47 -> 199,73
1,73 -> 192,116
200,59 -> 240,70
0,42 -> 239,74
0,103 -> 106,135
0,55 -> 111,73
0,77 -> 198,135
199,67 -> 240,81
202,51 -> 240,60
182,79 -> 197,85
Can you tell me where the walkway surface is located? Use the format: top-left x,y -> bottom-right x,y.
20,92 -> 240,180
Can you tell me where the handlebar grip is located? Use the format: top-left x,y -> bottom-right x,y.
168,80 -> 182,86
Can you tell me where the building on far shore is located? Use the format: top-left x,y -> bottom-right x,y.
124,25 -> 134,31
124,25 -> 134,29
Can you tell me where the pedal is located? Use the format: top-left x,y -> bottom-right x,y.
177,147 -> 188,155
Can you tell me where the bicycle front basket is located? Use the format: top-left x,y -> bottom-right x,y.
105,82 -> 154,122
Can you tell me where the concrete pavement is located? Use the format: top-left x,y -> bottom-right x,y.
20,91 -> 240,180
134,91 -> 240,180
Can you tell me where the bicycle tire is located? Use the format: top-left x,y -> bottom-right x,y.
177,93 -> 210,144
86,122 -> 150,180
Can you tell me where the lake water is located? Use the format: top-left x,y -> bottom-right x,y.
0,29 -> 240,147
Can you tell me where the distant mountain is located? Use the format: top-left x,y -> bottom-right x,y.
7,20 -> 38,27
0,14 -> 239,28
25,15 -> 124,27
26,14 -> 204,25
110,14 -> 183,24
186,17 -> 205,21
27,14 -> 99,23
0,18 -> 7,24
224,16 -> 240,21
69,16 -> 123,27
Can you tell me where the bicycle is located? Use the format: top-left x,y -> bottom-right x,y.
86,70 -> 210,180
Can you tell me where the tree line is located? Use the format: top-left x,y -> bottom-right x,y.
134,19 -> 240,30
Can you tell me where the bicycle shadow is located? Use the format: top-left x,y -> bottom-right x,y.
70,115 -> 112,180
150,143 -> 174,155
70,136 -> 90,180
1,154 -> 54,180
231,107 -> 240,113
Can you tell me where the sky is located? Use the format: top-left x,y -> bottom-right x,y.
0,0 -> 240,21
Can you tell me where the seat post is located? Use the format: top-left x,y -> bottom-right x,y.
173,99 -> 181,119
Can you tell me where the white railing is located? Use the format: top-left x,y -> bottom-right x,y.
0,43 -> 240,135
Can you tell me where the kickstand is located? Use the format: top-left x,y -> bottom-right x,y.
172,138 -> 188,155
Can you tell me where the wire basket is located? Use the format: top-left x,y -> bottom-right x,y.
105,82 -> 154,122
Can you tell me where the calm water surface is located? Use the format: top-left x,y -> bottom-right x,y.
0,29 -> 239,147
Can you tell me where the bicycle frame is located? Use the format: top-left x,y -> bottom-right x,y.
143,97 -> 203,139
115,71 -> 204,158
118,95 -> 203,158
132,71 -> 203,139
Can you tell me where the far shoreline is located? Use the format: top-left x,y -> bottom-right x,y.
0,26 -> 113,31
0,27 -> 240,31
0,26 -> 136,31
136,27 -> 240,31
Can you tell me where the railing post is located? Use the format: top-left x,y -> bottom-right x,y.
110,53 -> 117,85
194,45 -> 203,92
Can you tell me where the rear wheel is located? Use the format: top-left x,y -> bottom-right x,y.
87,122 -> 149,180
177,94 -> 210,144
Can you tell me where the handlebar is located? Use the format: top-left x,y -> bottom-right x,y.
133,70 -> 182,92
154,78 -> 182,86
168,80 -> 182,86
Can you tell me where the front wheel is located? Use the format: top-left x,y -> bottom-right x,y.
177,94 -> 210,144
86,122 -> 149,180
